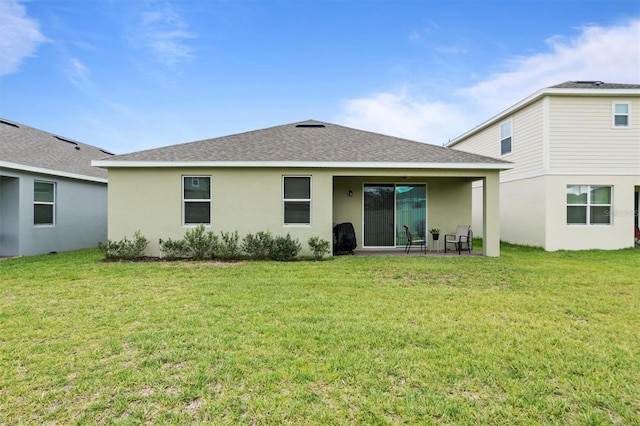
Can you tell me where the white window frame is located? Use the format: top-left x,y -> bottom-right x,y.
612,101 -> 630,128
566,185 -> 612,226
34,181 -> 56,226
283,175 -> 312,226
182,176 -> 211,226
500,119 -> 512,156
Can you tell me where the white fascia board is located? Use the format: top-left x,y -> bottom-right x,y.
92,160 -> 513,170
447,87 -> 640,147
0,161 -> 108,183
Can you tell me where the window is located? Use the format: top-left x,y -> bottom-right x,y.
183,176 -> 211,225
567,185 -> 612,225
613,102 -> 630,127
283,176 -> 311,225
500,120 -> 512,156
34,181 -> 55,225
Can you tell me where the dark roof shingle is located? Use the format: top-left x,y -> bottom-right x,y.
101,120 -> 508,166
0,118 -> 111,180
549,81 -> 640,89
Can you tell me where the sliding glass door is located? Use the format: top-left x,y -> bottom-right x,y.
363,184 -> 426,247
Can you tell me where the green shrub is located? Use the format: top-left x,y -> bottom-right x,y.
308,236 -> 331,260
98,231 -> 149,260
218,231 -> 241,259
270,233 -> 301,261
158,238 -> 189,260
242,231 -> 274,260
184,224 -> 219,261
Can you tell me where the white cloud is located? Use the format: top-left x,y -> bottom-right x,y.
339,89 -> 469,145
137,2 -> 196,67
65,58 -> 90,91
337,19 -> 640,145
461,19 -> 640,113
0,0 -> 46,76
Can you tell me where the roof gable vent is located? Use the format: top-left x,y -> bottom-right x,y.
54,135 -> 78,145
0,119 -> 19,128
574,80 -> 604,86
295,123 -> 325,128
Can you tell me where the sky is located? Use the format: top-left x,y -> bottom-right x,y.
1,0 -> 639,155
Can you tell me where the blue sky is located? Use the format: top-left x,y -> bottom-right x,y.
1,0 -> 639,154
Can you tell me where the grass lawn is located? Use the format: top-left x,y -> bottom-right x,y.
1,245 -> 639,425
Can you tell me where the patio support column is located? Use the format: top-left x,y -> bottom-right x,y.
483,171 -> 500,257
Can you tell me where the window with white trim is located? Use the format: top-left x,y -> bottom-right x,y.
566,185 -> 612,225
283,176 -> 311,225
613,102 -> 630,127
183,176 -> 211,225
34,181 -> 55,225
500,120 -> 512,156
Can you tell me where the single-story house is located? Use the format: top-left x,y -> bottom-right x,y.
93,120 -> 512,257
447,81 -> 640,251
0,118 -> 111,257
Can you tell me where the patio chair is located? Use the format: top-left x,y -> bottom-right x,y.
444,225 -> 473,255
403,225 -> 426,254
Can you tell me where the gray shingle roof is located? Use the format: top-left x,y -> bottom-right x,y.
549,81 -> 640,89
100,120 -> 508,166
0,118 -> 111,180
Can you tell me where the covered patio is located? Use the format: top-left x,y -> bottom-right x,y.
332,170 -> 502,257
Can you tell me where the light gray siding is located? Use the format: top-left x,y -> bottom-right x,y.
0,168 -> 107,256
0,176 -> 20,256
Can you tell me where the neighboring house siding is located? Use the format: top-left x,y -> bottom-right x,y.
549,96 -> 640,173
503,99 -> 544,180
470,177 -> 546,248
501,177 -> 546,247
452,123 -> 497,158
0,176 -> 20,256
0,168 -> 107,256
450,87 -> 640,251
545,175 -> 637,251
453,99 -> 544,182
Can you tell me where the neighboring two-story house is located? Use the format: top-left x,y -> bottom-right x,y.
0,118 -> 112,257
448,81 -> 640,251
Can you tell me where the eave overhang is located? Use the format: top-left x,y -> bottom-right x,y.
447,87 -> 640,147
1,161 -> 108,183
92,160 -> 513,170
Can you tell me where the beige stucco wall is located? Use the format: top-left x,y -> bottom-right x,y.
107,167 -> 335,257
472,174 -> 638,250
545,175 -> 638,251
107,167 -> 502,257
501,177 -> 547,247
